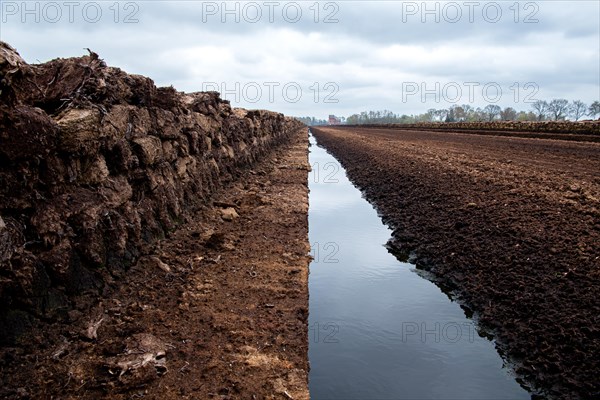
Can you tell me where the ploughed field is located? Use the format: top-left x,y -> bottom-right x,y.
311,125 -> 600,399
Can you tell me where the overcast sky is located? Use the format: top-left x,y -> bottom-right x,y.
1,1 -> 599,118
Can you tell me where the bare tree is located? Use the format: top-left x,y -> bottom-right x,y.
435,109 -> 448,122
472,107 -> 486,122
547,99 -> 570,120
500,107 -> 517,121
568,100 -> 587,121
483,104 -> 502,121
531,100 -> 548,121
422,109 -> 436,122
448,105 -> 465,121
588,101 -> 600,119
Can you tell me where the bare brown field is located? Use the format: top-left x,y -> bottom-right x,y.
312,125 -> 600,399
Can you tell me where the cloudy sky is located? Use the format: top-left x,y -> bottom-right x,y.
1,1 -> 599,118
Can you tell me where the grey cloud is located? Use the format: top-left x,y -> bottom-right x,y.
0,0 -> 597,119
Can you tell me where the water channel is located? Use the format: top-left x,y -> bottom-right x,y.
307,133 -> 530,399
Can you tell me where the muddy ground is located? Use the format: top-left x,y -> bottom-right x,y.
0,128 -> 310,399
312,126 -> 600,399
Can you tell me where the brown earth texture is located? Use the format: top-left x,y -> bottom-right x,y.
0,128 -> 310,400
311,125 -> 600,400
0,41 -> 310,399
2,36 -> 600,399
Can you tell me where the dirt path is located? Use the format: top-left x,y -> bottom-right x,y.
0,129 -> 310,399
312,126 -> 600,400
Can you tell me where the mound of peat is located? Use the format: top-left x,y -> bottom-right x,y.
0,41 -> 304,344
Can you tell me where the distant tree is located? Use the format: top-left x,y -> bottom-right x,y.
398,114 -> 415,123
435,109 -> 449,122
568,100 -> 587,121
516,111 -> 537,121
346,114 -> 359,124
483,104 -> 502,121
341,100 -> 600,127
450,105 -> 466,121
500,107 -> 517,121
343,110 -> 417,125
547,99 -> 570,120
470,107 -> 485,122
297,116 -> 328,126
461,104 -> 477,121
588,101 -> 600,119
422,109 -> 436,122
379,110 -> 397,123
531,100 -> 548,121
445,107 -> 456,122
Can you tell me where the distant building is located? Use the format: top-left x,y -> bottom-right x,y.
328,115 -> 341,125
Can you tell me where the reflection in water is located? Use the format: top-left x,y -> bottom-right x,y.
308,134 -> 529,400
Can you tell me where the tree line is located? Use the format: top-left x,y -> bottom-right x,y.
344,99 -> 600,125
295,116 -> 329,126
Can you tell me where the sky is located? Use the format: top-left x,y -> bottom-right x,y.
1,0 -> 599,119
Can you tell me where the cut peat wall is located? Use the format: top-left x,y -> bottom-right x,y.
0,42 -> 304,343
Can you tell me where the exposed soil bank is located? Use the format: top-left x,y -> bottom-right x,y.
1,128 -> 310,399
312,126 -> 600,399
0,41 -> 309,398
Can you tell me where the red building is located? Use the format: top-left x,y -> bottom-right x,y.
328,115 -> 341,125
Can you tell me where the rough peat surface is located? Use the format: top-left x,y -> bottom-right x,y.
0,41 -> 309,398
312,126 -> 600,399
